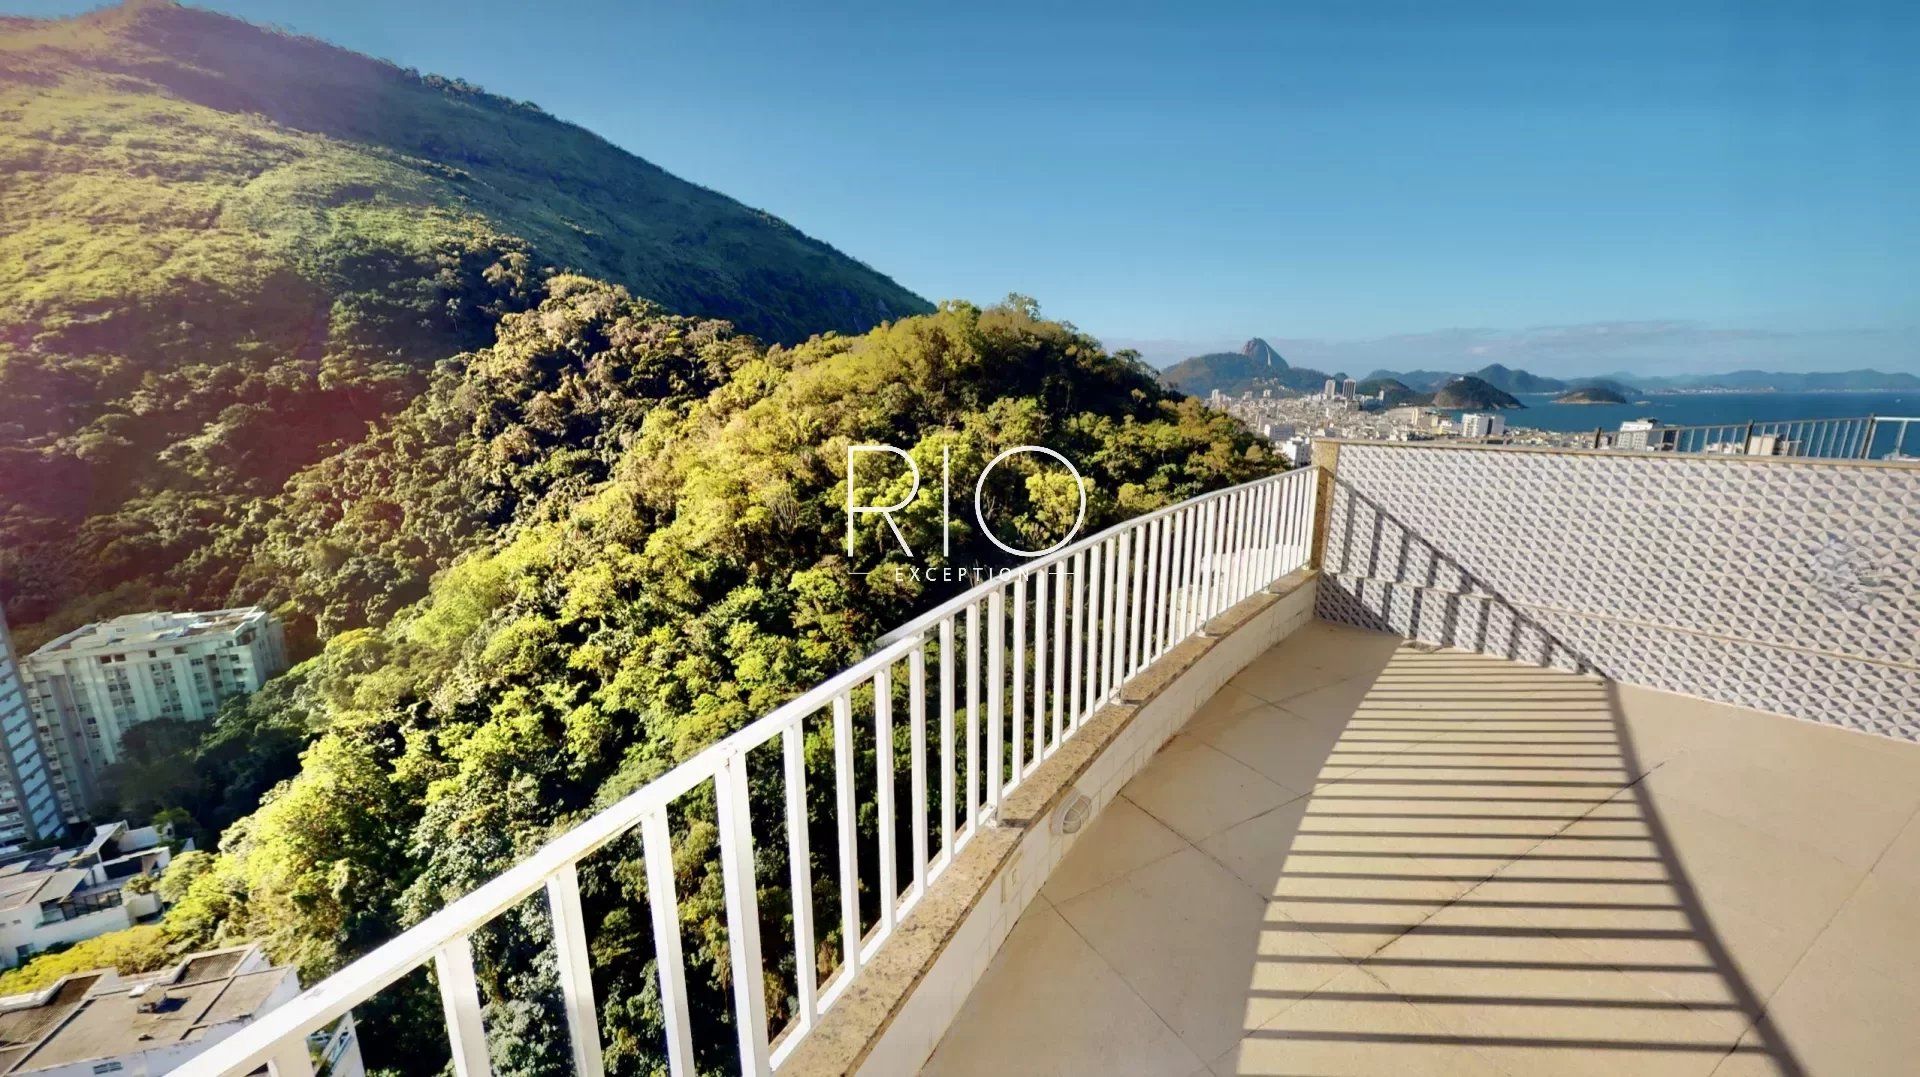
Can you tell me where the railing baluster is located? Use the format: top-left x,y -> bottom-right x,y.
986,588 -> 1005,809
1152,514 -> 1170,657
938,616 -> 955,861
1011,573 -> 1026,784
875,667 -> 897,932
434,939 -> 491,1077
1262,478 -> 1277,577
716,758 -> 771,1075
780,723 -> 818,1030
1121,522 -> 1136,671
1051,562 -> 1066,751
546,865 -> 606,1077
965,601 -> 980,837
1244,487 -> 1259,595
268,1040 -> 315,1077
1033,563 -> 1049,767
1103,536 -> 1120,702
642,812 -> 696,1077
1069,549 -> 1085,733
908,644 -> 929,899
831,693 -> 860,980
1089,543 -> 1105,722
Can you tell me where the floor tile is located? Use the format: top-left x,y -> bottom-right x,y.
1122,737 -> 1299,842
1056,847 -> 1357,1061
1211,967 -> 1506,1076
923,901 -> 1205,1076
1040,794 -> 1190,905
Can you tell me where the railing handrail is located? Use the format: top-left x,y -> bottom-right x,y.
177,467 -> 1321,1077
880,470 -> 1302,646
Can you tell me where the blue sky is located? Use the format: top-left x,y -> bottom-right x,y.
13,0 -> 1918,372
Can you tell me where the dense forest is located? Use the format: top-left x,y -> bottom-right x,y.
0,0 -> 926,649
2,293 -> 1273,1075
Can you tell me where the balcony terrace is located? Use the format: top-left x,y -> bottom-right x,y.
927,621 -> 1920,1075
182,442 -> 1919,1077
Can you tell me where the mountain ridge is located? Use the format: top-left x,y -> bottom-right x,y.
0,0 -> 930,635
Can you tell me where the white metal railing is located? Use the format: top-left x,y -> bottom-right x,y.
176,467 -> 1321,1077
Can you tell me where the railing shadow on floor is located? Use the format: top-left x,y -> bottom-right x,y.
1210,486 -> 1806,1075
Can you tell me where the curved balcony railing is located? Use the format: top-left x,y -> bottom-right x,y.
176,466 -> 1321,1077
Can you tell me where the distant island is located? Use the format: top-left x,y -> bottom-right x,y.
1431,376 -> 1524,410
1553,386 -> 1628,404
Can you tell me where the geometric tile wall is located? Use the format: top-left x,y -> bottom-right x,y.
1314,444 -> 1920,740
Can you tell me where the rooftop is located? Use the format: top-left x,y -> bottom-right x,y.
29,607 -> 265,658
927,622 -> 1920,1076
0,946 -> 293,1075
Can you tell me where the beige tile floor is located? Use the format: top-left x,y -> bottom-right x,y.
924,621 -> 1920,1076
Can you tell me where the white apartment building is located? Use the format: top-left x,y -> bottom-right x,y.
0,613 -> 60,847
0,821 -> 173,968
1460,412 -> 1507,438
0,943 -> 360,1077
20,609 -> 287,817
1615,417 -> 1667,450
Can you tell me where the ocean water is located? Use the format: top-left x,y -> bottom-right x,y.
1452,391 -> 1920,438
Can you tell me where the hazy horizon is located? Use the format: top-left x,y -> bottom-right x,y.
1116,321 -> 1919,376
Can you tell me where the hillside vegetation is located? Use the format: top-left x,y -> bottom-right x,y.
6,297 -> 1273,1075
0,0 -> 927,643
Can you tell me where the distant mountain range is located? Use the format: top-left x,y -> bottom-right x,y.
1160,341 -> 1920,400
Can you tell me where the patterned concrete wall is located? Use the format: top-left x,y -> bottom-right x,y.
1315,444 -> 1920,740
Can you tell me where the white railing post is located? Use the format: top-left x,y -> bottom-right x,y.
1102,536 -> 1120,703
1050,562 -> 1066,750
938,617 -> 955,862
1121,522 -> 1136,671
716,758 -> 771,1076
1011,574 -> 1027,783
964,601 -> 980,837
1069,549 -> 1085,730
267,1040 -> 315,1077
985,588 -> 1004,810
434,938 -> 491,1077
545,865 -> 606,1077
1033,564 -> 1049,767
875,666 -> 897,933
831,693 -> 861,981
780,723 -> 818,1031
642,813 -> 695,1077
908,644 -> 929,901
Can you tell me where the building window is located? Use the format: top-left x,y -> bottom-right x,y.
93,1063 -> 125,1075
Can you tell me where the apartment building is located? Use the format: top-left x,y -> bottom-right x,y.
0,943 -> 360,1077
0,821 -> 174,969
19,609 -> 287,818
0,614 -> 61,847
1459,411 -> 1507,438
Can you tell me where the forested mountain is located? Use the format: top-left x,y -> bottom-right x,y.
1430,375 -> 1524,409
0,0 -> 927,644
1,296 -> 1272,1076
1160,338 -> 1338,396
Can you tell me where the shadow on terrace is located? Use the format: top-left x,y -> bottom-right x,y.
927,492 -> 1920,1076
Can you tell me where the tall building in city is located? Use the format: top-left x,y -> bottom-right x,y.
1616,418 -> 1664,450
0,613 -> 61,847
1322,378 -> 1339,400
1460,412 -> 1507,438
20,608 -> 287,817
1342,377 -> 1358,400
